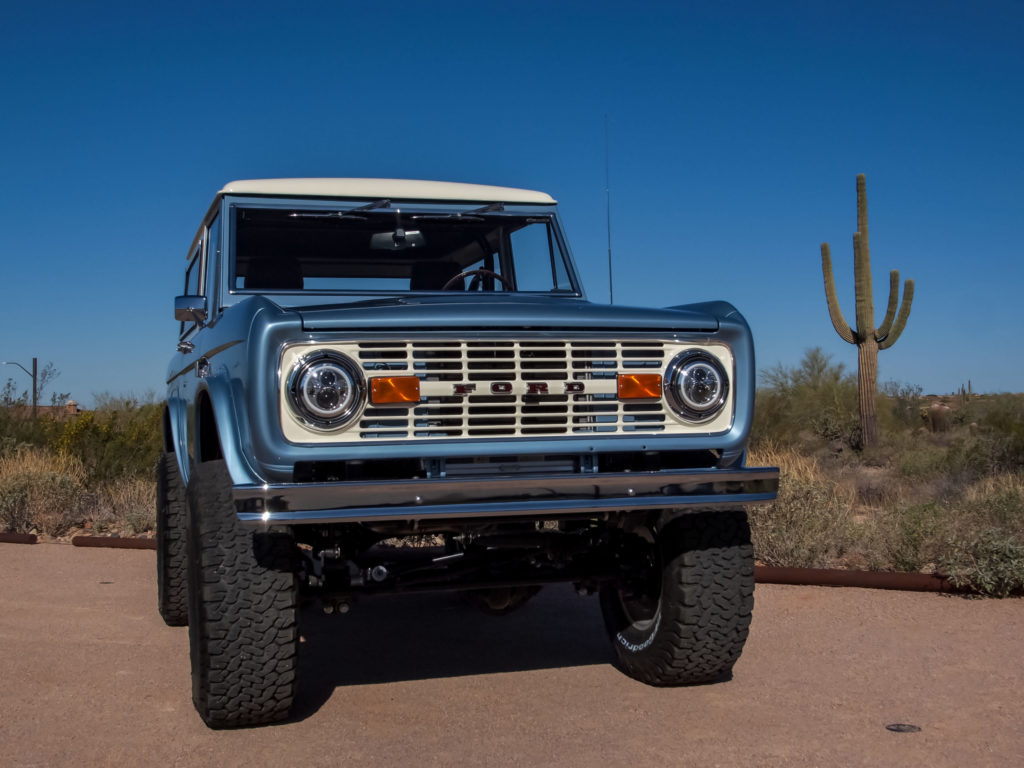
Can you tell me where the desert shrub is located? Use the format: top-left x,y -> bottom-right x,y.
747,444 -> 856,568
897,444 -> 947,479
867,502 -> 948,573
940,529 -> 1024,598
956,473 -> 1024,528
0,447 -> 86,535
0,393 -> 162,536
976,394 -> 1024,469
880,381 -> 923,431
54,399 -> 162,482
754,348 -> 859,448
93,477 -> 156,535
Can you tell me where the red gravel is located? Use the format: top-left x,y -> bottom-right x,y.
1,543 -> 1021,767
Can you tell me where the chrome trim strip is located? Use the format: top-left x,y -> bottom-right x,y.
233,466 -> 779,524
166,339 -> 244,384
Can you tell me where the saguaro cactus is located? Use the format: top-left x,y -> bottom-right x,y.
821,174 -> 914,448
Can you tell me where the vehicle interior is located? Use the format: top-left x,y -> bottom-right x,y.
232,206 -> 575,293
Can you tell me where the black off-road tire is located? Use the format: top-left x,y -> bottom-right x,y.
186,460 -> 298,728
156,451 -> 188,626
599,510 -> 754,686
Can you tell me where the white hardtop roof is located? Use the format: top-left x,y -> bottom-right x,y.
219,178 -> 556,204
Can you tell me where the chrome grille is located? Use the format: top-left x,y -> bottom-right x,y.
355,339 -> 668,440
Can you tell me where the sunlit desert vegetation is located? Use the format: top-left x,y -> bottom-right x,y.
749,349 -> 1024,596
2,353 -> 1022,595
0,393 -> 161,538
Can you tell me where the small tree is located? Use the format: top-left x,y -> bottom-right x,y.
821,175 -> 914,448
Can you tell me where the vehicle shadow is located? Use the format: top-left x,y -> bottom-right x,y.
291,583 -> 614,722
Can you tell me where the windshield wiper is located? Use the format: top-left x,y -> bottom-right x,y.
410,202 -> 506,221
289,199 -> 392,221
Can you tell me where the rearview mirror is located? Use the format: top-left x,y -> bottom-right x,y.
174,295 -> 208,325
370,228 -> 425,251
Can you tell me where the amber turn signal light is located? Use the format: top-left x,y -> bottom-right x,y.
370,376 -> 421,404
617,373 -> 663,400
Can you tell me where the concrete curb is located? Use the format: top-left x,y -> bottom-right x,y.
755,565 -> 959,593
71,536 -> 157,550
0,532 -> 38,545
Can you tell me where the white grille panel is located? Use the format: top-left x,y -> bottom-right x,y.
279,339 -> 734,443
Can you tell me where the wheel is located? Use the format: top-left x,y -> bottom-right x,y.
156,451 -> 188,626
186,460 -> 298,728
599,510 -> 754,686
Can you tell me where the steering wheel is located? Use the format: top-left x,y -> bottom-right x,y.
442,268 -> 514,291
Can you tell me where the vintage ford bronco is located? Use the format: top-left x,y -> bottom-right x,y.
159,178 -> 779,728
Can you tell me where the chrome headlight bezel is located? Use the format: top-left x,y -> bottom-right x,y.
286,350 -> 364,430
664,350 -> 730,423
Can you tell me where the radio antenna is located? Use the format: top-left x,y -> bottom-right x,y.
605,114 -> 614,304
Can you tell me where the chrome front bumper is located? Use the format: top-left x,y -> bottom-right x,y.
234,466 -> 779,525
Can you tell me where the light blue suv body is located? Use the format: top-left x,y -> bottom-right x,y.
160,179 -> 778,728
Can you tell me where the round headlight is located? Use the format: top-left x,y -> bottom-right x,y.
665,350 -> 729,422
288,352 -> 363,429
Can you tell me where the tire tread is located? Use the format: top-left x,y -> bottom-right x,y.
186,460 -> 297,728
156,452 -> 188,626
601,510 -> 754,686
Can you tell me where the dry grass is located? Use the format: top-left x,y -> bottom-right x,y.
0,446 -> 87,536
749,432 -> 1024,594
748,442 -> 859,568
0,446 -> 155,538
91,477 -> 157,535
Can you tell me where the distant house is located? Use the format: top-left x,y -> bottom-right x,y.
9,400 -> 82,421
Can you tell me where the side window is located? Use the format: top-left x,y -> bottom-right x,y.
509,222 -> 572,291
180,241 -> 204,337
205,214 -> 221,304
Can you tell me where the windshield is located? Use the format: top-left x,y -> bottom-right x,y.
231,205 -> 576,294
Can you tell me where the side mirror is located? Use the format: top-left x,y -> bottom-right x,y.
174,295 -> 208,325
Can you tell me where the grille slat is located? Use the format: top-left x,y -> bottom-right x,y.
326,339 -> 673,441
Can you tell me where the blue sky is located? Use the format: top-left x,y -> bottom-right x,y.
1,0 -> 1021,406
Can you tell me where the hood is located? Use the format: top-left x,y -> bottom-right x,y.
297,295 -> 720,332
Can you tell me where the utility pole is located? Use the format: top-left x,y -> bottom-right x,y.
2,357 -> 38,417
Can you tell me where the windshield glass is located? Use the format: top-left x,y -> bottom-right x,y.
231,205 -> 576,294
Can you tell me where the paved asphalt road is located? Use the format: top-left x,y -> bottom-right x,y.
0,543 -> 1021,767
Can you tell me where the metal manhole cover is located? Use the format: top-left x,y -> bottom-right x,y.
885,723 -> 922,733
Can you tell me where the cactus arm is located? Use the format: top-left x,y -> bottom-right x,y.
875,270 -> 900,341
821,242 -> 857,344
878,279 -> 914,350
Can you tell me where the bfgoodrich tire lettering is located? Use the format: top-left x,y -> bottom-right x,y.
156,451 -> 188,626
599,510 -> 754,686
186,460 -> 298,728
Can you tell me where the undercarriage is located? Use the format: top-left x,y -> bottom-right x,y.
292,515 -> 643,611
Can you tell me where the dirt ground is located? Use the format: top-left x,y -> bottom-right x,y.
0,543 -> 1021,768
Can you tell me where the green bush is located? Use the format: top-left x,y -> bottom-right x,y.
754,348 -> 859,447
940,529 -> 1024,598
897,445 -> 946,479
54,399 -> 162,483
870,502 -> 946,573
